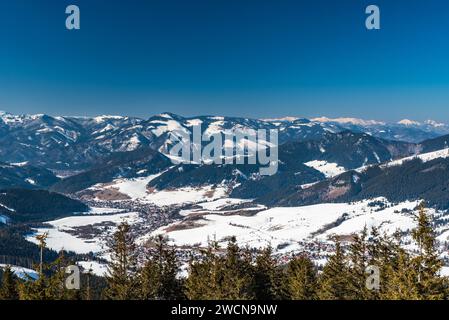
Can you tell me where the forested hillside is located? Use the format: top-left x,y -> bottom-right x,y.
265,157 -> 449,210
0,189 -> 89,223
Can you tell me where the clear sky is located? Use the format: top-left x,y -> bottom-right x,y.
1,0 -> 449,121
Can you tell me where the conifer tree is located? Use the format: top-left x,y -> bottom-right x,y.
83,269 -> 93,301
285,255 -> 317,300
253,247 -> 281,300
185,237 -> 254,300
104,222 -> 138,300
270,266 -> 289,300
0,266 -> 19,300
185,240 -> 223,300
47,251 -> 80,300
220,237 -> 253,299
374,231 -> 401,299
18,233 -> 54,300
139,234 -> 183,300
318,238 -> 350,300
18,273 -> 49,300
347,227 -> 371,299
411,203 -> 446,299
383,247 -> 420,300
18,250 -> 81,300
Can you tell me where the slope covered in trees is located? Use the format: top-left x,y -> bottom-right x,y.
265,156 -> 449,210
50,147 -> 172,194
0,189 -> 89,223
0,162 -> 59,190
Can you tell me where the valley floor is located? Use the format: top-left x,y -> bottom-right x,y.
23,180 -> 449,275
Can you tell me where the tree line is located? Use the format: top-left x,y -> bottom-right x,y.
1,204 -> 449,300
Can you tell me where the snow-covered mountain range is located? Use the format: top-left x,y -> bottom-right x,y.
3,110 -> 449,272
1,110 -> 448,170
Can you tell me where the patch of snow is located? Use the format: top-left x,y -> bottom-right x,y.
123,134 -> 141,151
93,115 -> 124,123
398,119 -> 421,126
93,123 -> 116,134
77,261 -> 108,277
312,117 -> 385,126
197,198 -> 253,211
304,160 -> 346,178
112,173 -> 164,200
383,148 -> 449,168
142,186 -> 228,207
86,207 -> 126,215
425,120 -> 445,128
0,264 -> 39,280
0,202 -> 15,212
186,119 -> 203,127
373,151 -> 381,163
11,161 -> 28,167
26,212 -> 139,255
204,121 -> 225,137
440,266 -> 449,277
25,178 -> 36,185
261,117 -> 299,122
0,214 -> 8,224
151,120 -> 188,137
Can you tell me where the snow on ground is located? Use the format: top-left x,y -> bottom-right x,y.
152,198 -> 420,254
357,148 -> 449,173
383,148 -> 449,168
77,261 -> 108,277
312,117 -> 385,126
25,178 -> 36,185
112,173 -> 163,199
304,160 -> 346,178
26,212 -> 139,255
0,202 -> 15,212
195,198 -> 252,211
86,207 -> 126,215
437,229 -> 449,242
142,186 -> 227,206
0,264 -> 39,280
150,119 -> 189,137
441,266 -> 449,277
89,171 -> 228,206
0,214 -> 8,224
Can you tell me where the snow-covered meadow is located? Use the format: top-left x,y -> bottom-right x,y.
88,175 -> 228,207
0,264 -> 39,280
26,212 -> 140,255
151,198 -> 422,255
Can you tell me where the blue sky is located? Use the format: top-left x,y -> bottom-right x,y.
1,0 -> 449,121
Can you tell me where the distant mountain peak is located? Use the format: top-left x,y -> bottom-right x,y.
397,119 -> 421,126
260,116 -> 300,122
93,115 -> 126,123
311,116 -> 385,126
424,119 -> 445,128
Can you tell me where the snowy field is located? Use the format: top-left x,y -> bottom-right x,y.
0,264 -> 39,280
27,196 -> 425,259
89,175 -> 229,207
26,212 -> 140,255
304,160 -> 346,178
152,198 -> 422,254
76,260 -> 108,277
196,198 -> 254,211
